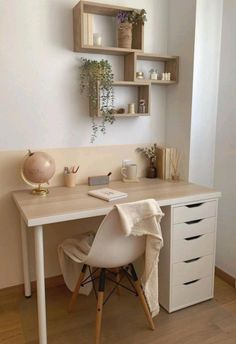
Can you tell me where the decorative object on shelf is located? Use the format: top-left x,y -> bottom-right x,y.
149,69 -> 158,80
162,72 -> 171,81
117,22 -> 132,49
170,149 -> 180,181
93,33 -> 102,46
138,99 -> 146,113
117,107 -> 125,114
64,165 -> 80,187
79,58 -> 114,142
83,13 -> 94,45
136,144 -> 157,178
128,103 -> 135,114
136,71 -> 144,79
116,9 -> 147,49
156,145 -> 179,180
21,150 -> 56,196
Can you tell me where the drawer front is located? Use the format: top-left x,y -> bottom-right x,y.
172,255 -> 214,286
172,232 -> 215,263
173,200 -> 217,224
171,276 -> 213,311
173,217 -> 216,241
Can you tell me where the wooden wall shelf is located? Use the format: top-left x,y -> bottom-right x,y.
78,46 -> 141,56
73,1 -> 144,54
73,1 -> 179,119
124,52 -> 179,84
90,81 -> 150,118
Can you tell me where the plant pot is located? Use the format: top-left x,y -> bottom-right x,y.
146,160 -> 157,178
171,174 -> 180,181
117,22 -> 132,49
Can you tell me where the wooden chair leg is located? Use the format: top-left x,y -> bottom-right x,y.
95,269 -> 106,344
129,264 -> 155,330
116,268 -> 121,296
68,264 -> 87,313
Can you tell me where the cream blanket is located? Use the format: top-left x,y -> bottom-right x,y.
115,199 -> 164,317
58,232 -> 95,295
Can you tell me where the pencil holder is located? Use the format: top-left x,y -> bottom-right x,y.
64,174 -> 77,188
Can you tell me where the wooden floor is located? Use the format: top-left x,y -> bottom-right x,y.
1,277 -> 236,344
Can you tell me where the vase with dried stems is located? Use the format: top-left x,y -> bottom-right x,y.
136,144 -> 157,178
116,9 -> 147,49
170,150 -> 180,181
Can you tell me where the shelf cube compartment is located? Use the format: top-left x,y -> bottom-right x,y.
89,81 -> 150,117
124,52 -> 179,84
73,1 -> 144,55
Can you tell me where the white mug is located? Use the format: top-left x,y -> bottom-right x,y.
121,164 -> 137,180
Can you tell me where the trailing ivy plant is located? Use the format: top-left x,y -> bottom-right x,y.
79,58 -> 115,143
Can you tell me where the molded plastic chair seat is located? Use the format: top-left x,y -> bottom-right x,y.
64,207 -> 155,344
84,208 -> 146,268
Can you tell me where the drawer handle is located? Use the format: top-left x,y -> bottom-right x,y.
186,203 -> 203,208
184,257 -> 201,263
185,219 -> 203,225
184,235 -> 203,241
183,279 -> 200,285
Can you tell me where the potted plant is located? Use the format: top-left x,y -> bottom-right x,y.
136,144 -> 157,178
80,58 -> 115,143
116,9 -> 147,49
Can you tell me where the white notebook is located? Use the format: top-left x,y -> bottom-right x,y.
88,188 -> 128,202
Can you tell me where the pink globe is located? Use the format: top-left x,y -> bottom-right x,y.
23,151 -> 56,184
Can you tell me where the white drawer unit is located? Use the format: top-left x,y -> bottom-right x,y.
159,199 -> 218,313
173,217 -> 216,241
171,276 -> 213,311
172,255 -> 214,286
172,232 -> 215,263
173,200 -> 217,224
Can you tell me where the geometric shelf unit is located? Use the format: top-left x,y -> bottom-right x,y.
90,81 -> 150,117
73,1 -> 144,55
73,1 -> 179,118
124,52 -> 179,85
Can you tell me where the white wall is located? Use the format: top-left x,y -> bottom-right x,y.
214,0 -> 236,278
166,0 -> 196,180
0,0 -> 169,151
189,0 -> 223,187
0,0 -> 176,289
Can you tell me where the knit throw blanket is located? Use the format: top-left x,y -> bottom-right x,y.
115,198 -> 164,317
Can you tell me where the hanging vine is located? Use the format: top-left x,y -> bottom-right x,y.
79,58 -> 115,143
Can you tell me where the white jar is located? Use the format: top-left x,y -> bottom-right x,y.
150,72 -> 158,80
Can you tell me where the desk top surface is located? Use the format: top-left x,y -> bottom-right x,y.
12,179 -> 221,227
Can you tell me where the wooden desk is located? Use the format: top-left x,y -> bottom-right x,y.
13,179 -> 221,344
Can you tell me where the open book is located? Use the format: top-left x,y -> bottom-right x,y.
88,188 -> 128,202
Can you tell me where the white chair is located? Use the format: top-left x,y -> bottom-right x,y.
67,208 -> 155,344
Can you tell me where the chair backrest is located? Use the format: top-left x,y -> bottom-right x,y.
85,207 -> 145,268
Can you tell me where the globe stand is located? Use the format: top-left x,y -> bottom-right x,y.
32,184 -> 49,196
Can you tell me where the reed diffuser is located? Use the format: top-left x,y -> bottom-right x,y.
170,150 -> 180,181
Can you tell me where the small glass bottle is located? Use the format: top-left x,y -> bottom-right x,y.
139,99 -> 146,113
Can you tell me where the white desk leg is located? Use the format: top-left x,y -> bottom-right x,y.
34,225 -> 47,344
20,216 -> 31,297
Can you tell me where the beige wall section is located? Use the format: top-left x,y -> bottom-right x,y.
0,144 -> 148,289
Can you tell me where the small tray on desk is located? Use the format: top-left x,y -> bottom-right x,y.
122,177 -> 140,183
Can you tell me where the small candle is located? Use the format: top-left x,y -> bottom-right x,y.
93,33 -> 102,46
128,103 -> 135,114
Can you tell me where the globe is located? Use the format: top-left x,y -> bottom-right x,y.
21,150 -> 56,195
